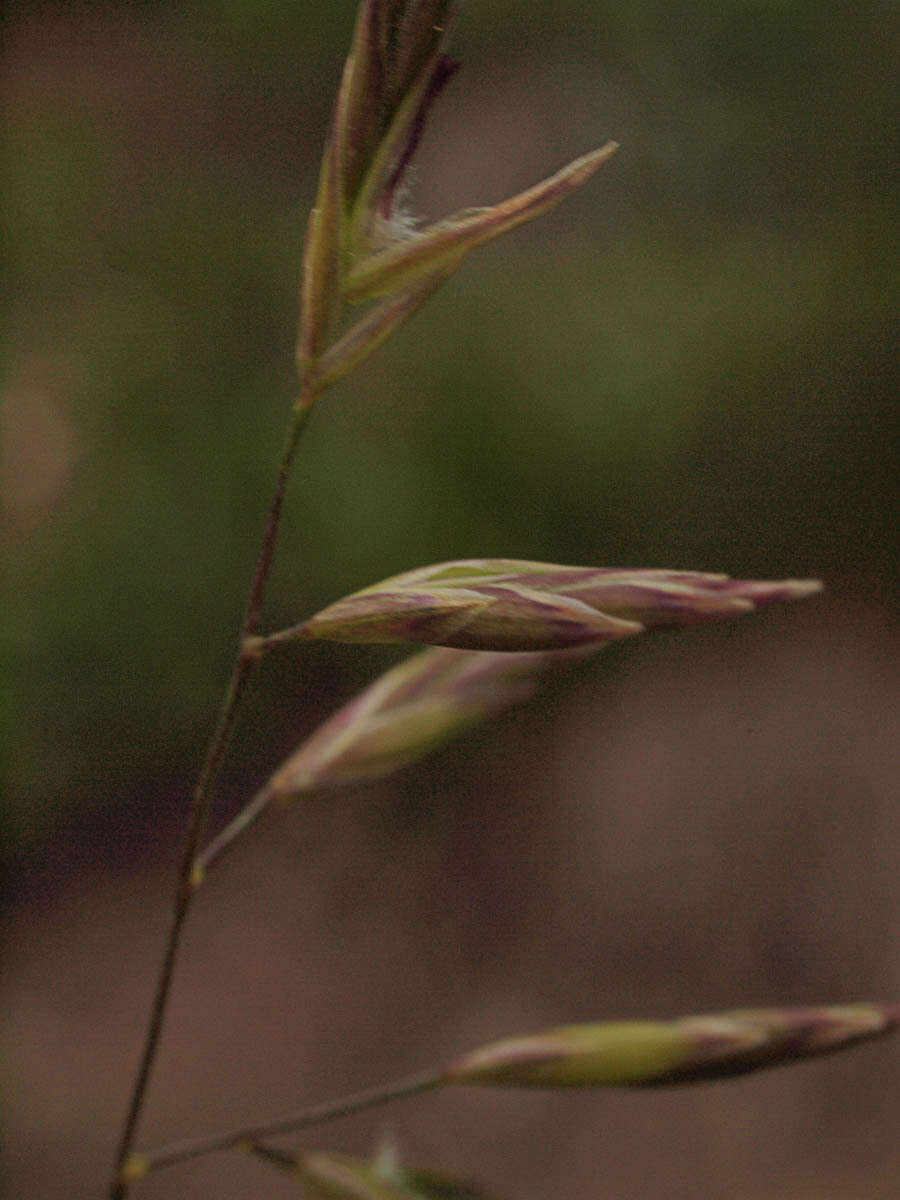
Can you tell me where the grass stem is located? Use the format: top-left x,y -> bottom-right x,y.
109,393 -> 316,1199
124,1069 -> 444,1179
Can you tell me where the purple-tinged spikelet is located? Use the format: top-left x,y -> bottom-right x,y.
278,560 -> 822,653
445,1004 -> 899,1089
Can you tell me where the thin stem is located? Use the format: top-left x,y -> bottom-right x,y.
246,1141 -> 300,1171
243,394 -> 317,640
109,392 -> 317,1200
190,784 -> 278,883
128,1069 -> 445,1178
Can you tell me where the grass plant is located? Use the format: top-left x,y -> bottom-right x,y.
108,5 -> 897,1198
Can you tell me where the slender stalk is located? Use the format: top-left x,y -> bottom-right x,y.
126,1069 -> 444,1179
190,784 -> 278,884
246,1141 -> 300,1171
109,392 -> 316,1200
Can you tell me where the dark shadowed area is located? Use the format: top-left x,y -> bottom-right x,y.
3,2 -> 897,1198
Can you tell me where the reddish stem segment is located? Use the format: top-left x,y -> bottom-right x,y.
109,395 -> 314,1199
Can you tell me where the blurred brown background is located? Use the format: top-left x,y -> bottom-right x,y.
3,1 -> 898,1197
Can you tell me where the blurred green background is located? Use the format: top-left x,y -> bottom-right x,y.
3,2 -> 898,1198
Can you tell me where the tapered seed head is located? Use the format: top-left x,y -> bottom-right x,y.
301,584 -> 642,651
299,2 -> 620,378
295,559 -> 822,652
445,1020 -> 765,1088
298,2 -> 459,373
343,143 -> 619,303
267,644 -> 589,799
444,1004 -> 899,1088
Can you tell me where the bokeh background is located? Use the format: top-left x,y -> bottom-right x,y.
3,1 -> 898,1197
